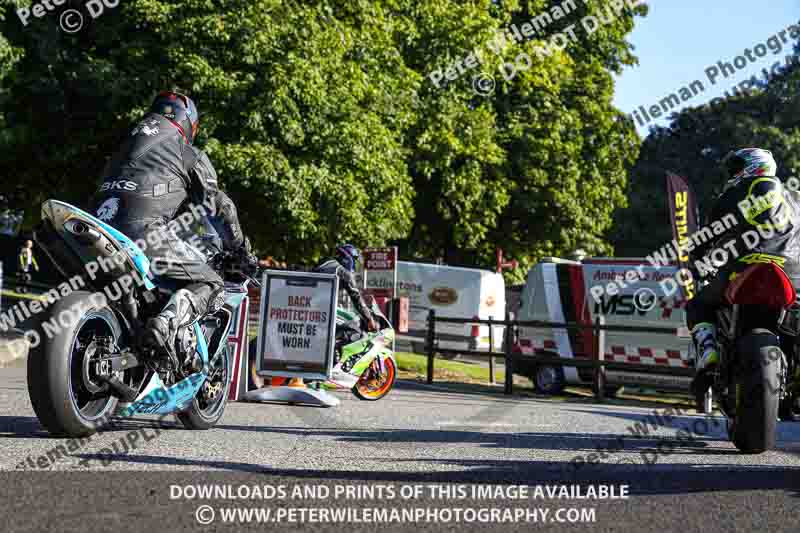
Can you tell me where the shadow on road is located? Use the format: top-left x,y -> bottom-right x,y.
0,415 -> 182,439
207,424 -> 728,455
69,452 -> 800,495
563,406 -> 713,426
395,379 -> 696,411
393,379 -> 539,404
0,416 -> 49,439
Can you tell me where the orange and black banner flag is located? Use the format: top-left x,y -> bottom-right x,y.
666,171 -> 699,300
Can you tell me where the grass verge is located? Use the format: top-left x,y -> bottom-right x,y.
395,352 -> 506,384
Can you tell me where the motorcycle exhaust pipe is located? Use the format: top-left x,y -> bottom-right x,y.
65,219 -> 102,244
66,218 -> 131,279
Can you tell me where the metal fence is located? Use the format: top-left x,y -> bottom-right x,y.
424,310 -> 695,400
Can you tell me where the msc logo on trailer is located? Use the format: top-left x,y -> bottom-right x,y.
594,293 -> 655,316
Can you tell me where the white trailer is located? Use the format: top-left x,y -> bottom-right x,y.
514,257 -> 693,394
390,261 -> 506,353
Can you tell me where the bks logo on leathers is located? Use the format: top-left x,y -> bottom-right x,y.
100,180 -> 138,192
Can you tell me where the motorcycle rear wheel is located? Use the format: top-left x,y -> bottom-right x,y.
730,329 -> 780,453
27,291 -> 123,438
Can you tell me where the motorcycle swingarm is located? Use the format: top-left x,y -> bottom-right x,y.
91,352 -> 144,402
93,351 -> 142,374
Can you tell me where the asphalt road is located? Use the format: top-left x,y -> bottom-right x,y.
1,364 -> 799,533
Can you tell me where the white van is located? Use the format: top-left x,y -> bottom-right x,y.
514,257 -> 693,394
389,261 -> 506,353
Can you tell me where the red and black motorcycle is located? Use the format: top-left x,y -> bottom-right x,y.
706,260 -> 800,453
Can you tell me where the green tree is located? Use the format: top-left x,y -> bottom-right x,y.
0,0 -> 417,263
397,1 -> 646,282
0,0 -> 648,281
0,0 -> 23,189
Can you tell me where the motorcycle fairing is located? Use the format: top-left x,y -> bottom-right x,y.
224,287 -> 247,312
41,200 -> 156,291
336,308 -> 357,322
349,341 -> 393,377
118,321 -> 210,416
328,330 -> 391,388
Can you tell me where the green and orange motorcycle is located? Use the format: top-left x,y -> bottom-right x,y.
321,302 -> 398,400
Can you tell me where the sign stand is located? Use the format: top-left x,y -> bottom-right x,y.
241,385 -> 340,406
242,270 -> 341,407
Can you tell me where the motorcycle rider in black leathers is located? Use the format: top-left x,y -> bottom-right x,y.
90,91 -> 257,368
313,244 -> 378,334
687,148 -> 800,397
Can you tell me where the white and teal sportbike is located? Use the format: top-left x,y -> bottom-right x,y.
27,200 -> 252,438
317,303 -> 398,401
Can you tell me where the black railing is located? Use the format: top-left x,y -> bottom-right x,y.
424,310 -> 693,400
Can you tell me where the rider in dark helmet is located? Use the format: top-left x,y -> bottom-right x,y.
150,91 -> 200,144
687,148 -> 800,397
91,91 -> 257,370
313,244 -> 378,332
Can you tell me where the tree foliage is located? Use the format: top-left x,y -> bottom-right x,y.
396,0 -> 645,281
0,1 -> 646,279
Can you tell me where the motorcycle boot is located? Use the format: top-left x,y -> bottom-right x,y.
690,322 -> 719,400
142,288 -> 201,370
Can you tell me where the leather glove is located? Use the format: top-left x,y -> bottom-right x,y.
367,317 -> 379,332
242,250 -> 260,275
234,236 -> 259,275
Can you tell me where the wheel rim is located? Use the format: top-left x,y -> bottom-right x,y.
356,358 -> 395,398
68,314 -> 119,422
536,366 -> 560,391
196,349 -> 229,418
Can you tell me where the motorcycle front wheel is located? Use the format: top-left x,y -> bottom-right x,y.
177,346 -> 232,429
352,357 -> 397,401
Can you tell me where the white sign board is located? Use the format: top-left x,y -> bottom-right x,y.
255,270 -> 338,380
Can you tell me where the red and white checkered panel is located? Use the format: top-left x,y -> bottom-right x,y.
607,345 -> 688,367
517,338 -> 555,355
516,338 -> 689,367
659,297 -> 687,319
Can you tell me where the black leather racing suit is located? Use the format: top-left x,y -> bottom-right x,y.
686,175 -> 800,328
90,112 -> 245,317
313,259 -> 374,326
176,188 -> 246,262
